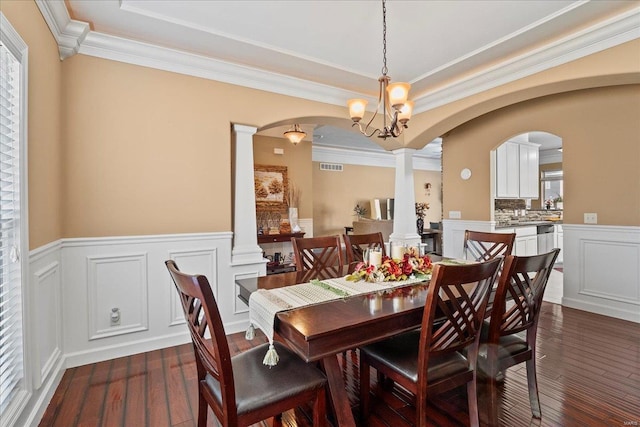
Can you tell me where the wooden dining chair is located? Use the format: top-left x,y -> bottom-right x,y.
359,258 -> 502,427
292,235 -> 344,281
463,230 -> 515,262
165,260 -> 327,427
343,232 -> 386,267
477,248 -> 560,425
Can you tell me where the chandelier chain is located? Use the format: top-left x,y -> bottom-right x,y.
382,0 -> 388,76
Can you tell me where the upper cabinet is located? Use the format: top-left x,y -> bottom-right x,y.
495,140 -> 539,199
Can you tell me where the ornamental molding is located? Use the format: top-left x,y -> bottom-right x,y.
36,1 -> 639,112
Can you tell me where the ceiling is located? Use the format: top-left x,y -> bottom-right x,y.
62,0 -> 633,156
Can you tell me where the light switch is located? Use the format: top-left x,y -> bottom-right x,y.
584,213 -> 597,224
449,211 -> 461,219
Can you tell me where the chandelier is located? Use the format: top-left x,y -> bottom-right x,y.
283,124 -> 306,145
347,0 -> 413,140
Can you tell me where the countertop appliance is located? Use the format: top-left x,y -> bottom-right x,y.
537,224 -> 555,254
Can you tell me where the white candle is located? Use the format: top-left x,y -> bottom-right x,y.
391,245 -> 405,260
369,250 -> 382,267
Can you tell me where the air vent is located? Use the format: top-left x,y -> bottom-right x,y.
319,163 -> 343,172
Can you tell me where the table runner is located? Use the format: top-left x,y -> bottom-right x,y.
246,275 -> 429,366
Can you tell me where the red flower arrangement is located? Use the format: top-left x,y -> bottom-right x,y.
347,253 -> 433,283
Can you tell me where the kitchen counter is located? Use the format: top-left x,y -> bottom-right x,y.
495,220 -> 561,229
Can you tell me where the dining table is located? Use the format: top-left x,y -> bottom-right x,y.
236,261 -> 442,427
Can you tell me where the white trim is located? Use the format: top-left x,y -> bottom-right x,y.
312,145 -> 441,171
62,231 -> 232,247
414,7 -> 640,112
34,0 -> 89,60
34,1 -> 640,111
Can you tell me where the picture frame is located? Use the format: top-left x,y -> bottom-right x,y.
254,164 -> 288,212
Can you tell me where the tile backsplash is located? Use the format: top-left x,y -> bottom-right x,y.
495,199 -> 562,225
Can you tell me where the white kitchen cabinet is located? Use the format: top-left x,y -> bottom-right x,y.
514,226 -> 538,256
496,142 -> 520,198
495,141 -> 539,199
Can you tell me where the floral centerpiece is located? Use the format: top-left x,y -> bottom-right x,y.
347,253 -> 433,283
353,204 -> 368,219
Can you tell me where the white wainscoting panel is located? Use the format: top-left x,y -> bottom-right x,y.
442,219 -> 493,259
87,253 -> 149,340
167,248 -> 217,326
32,261 -> 62,388
61,232 -> 248,367
563,224 -> 640,323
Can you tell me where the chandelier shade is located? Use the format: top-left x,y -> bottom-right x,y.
283,124 -> 306,145
347,0 -> 413,140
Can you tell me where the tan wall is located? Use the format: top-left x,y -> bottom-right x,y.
60,54 -> 345,238
443,85 -> 640,226
313,164 -> 442,237
253,135 -> 313,217
1,1 -> 64,249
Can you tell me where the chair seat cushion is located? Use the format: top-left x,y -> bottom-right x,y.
360,330 -> 469,383
204,342 -> 326,415
477,321 -> 530,372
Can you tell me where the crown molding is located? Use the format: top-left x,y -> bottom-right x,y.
37,1 -> 639,110
35,0 -> 89,60
312,145 -> 441,171
413,7 -> 640,112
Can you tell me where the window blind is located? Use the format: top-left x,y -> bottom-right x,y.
0,40 -> 24,416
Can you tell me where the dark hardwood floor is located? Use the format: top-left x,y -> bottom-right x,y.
40,303 -> 640,426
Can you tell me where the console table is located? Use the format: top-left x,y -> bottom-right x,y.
257,232 -> 305,244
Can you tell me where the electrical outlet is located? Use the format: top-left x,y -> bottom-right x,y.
449,210 -> 461,219
584,213 -> 597,224
110,308 -> 121,326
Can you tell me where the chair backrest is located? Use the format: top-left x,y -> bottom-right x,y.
418,258 -> 502,376
292,235 -> 344,281
165,260 -> 236,423
463,230 -> 515,262
343,232 -> 386,265
487,249 -> 560,343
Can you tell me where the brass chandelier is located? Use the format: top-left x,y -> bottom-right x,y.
347,0 -> 413,140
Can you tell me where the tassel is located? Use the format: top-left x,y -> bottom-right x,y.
262,343 -> 279,367
245,324 -> 255,340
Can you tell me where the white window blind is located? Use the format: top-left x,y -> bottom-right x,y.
0,14 -> 27,422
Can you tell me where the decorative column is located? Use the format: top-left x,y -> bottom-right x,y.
231,124 -> 264,266
389,148 -> 421,247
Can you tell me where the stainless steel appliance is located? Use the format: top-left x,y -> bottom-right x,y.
537,224 -> 555,254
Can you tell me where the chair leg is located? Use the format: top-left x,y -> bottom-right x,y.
467,378 -> 480,427
486,376 -> 499,427
359,358 -> 371,421
313,387 -> 327,427
526,358 -> 542,418
197,392 -> 208,427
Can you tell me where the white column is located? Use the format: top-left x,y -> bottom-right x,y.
231,124 -> 265,266
389,148 -> 421,247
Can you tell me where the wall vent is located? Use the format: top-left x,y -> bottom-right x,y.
319,162 -> 343,172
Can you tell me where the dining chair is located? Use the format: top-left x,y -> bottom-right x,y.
463,230 -> 516,262
292,235 -> 344,281
477,248 -> 560,425
165,260 -> 327,427
359,258 -> 502,427
343,232 -> 386,269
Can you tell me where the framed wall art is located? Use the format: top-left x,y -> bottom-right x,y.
254,164 -> 288,212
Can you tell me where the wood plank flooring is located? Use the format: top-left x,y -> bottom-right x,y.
40,303 -> 640,426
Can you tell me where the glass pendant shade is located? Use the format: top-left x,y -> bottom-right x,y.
397,100 -> 414,124
284,124 -> 306,145
386,82 -> 411,109
348,99 -> 368,122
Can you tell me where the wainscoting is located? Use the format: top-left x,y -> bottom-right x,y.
442,220 -> 640,323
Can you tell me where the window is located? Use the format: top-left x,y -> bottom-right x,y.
541,170 -> 563,207
0,13 -> 29,423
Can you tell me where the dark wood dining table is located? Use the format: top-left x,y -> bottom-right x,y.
236,264 -> 439,427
